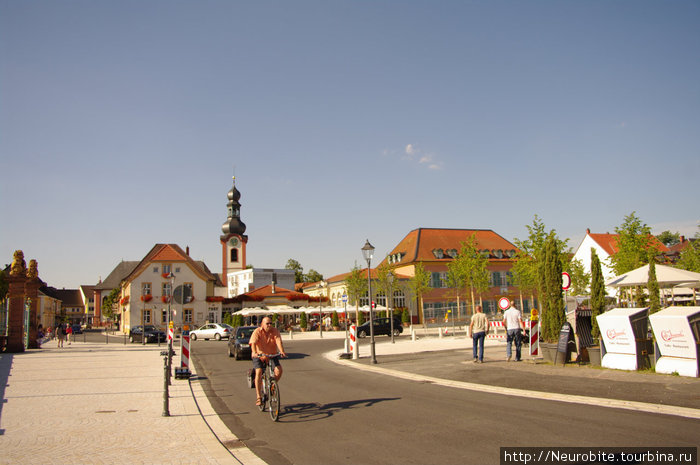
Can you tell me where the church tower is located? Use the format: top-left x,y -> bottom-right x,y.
220,176 -> 248,281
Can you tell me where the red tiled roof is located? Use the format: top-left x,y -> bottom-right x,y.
243,284 -> 309,301
380,228 -> 519,266
588,232 -> 669,256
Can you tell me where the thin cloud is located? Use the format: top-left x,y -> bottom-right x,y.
385,143 -> 443,170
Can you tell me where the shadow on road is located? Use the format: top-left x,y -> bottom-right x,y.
280,397 -> 400,423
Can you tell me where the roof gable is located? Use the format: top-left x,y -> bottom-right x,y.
125,244 -> 217,284
588,232 -> 670,256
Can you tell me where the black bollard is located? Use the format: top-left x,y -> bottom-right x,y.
161,350 -> 170,416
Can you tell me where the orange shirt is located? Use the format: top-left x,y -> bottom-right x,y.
249,326 -> 282,356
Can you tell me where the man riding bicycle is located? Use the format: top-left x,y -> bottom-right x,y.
249,316 -> 287,406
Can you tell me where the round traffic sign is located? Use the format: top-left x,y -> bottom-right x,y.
498,297 -> 511,311
562,272 -> 571,290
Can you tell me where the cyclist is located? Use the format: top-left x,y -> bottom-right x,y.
250,316 -> 287,406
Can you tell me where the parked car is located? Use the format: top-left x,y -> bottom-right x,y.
227,325 -> 257,360
356,317 -> 403,338
71,324 -> 83,334
190,323 -> 233,341
129,325 -> 166,343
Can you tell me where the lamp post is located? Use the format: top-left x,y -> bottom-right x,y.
319,280 -> 327,338
361,239 -> 377,364
166,272 -> 175,384
387,271 -> 395,344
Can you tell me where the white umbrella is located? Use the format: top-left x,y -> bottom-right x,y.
269,305 -> 303,315
237,307 -> 271,316
606,264 -> 700,288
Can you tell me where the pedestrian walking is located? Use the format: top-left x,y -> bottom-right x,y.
66,324 -> 73,345
56,324 -> 66,348
469,305 -> 489,363
503,303 -> 524,361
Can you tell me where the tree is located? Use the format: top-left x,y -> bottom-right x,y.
375,261 -> 395,311
407,262 -> 431,324
331,310 -> 340,328
299,311 -> 308,330
304,269 -> 324,283
345,263 -> 367,324
590,249 -> 605,341
285,259 -> 305,283
446,234 -> 490,316
541,234 -> 565,343
102,286 -> 122,322
648,255 -> 661,314
609,212 -> 657,275
566,258 -> 590,296
678,227 -> 700,272
656,230 -> 680,247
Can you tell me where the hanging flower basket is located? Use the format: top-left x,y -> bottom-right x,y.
206,296 -> 225,302
120,296 -> 129,305
141,295 -> 153,302
162,296 -> 171,303
162,273 -> 171,279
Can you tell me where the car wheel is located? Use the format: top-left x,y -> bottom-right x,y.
393,328 -> 401,336
358,330 -> 367,338
190,333 -> 197,341
215,333 -> 221,341
129,335 -> 134,343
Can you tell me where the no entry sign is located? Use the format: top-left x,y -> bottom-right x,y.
562,272 -> 571,291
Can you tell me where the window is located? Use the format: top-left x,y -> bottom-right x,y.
153,267 -> 159,273
175,267 -> 181,273
392,290 -> 405,308
491,271 -> 503,287
162,264 -> 171,275
142,283 -> 152,296
208,308 -> 217,322
184,309 -> 193,323
184,282 -> 194,302
143,310 -> 151,324
162,282 -> 172,297
431,272 -> 447,288
162,309 -> 167,324
230,248 -> 238,262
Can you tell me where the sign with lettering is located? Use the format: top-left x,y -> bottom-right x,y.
650,307 -> 700,361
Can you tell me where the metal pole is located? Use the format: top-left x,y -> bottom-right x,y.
367,262 -> 377,364
142,299 -> 146,345
319,287 -> 323,339
389,278 -> 395,344
161,350 -> 170,416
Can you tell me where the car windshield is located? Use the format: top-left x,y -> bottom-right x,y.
237,328 -> 255,338
144,325 -> 158,331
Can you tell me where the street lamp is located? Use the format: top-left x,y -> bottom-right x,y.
319,280 -> 327,339
361,239 -> 377,364
387,271 -> 395,344
166,272 -> 175,384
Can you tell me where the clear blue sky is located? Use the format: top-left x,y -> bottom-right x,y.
1,1 -> 698,289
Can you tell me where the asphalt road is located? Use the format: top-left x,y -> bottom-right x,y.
191,337 -> 700,465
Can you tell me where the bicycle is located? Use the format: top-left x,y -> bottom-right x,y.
256,353 -> 281,421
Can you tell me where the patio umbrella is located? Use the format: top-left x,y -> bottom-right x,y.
237,307 -> 271,316
606,264 -> 700,288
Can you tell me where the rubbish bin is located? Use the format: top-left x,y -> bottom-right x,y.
649,306 -> 700,377
597,307 -> 651,371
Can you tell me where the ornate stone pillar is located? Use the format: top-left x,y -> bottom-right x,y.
7,251 -> 27,353
25,259 -> 41,349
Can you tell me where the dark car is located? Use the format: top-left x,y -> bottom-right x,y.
227,325 -> 257,360
71,324 -> 83,334
129,325 -> 166,343
356,317 -> 403,338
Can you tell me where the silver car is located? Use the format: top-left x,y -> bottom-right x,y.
189,323 -> 232,341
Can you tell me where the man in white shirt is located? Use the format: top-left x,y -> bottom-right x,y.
502,303 -> 524,362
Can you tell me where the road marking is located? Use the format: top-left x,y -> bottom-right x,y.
324,350 -> 700,420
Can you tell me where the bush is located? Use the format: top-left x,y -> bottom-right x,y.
300,311 -> 307,330
331,311 -> 340,327
402,308 -> 410,325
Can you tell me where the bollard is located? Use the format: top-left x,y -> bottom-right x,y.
439,328 -> 443,339
106,330 -> 109,344
289,329 -> 293,340
411,327 -> 416,341
161,350 -> 170,416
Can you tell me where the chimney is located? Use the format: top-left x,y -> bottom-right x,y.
186,246 -> 190,256
271,273 -> 277,294
586,228 -> 590,234
680,236 -> 686,243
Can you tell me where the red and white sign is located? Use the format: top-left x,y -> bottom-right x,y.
561,272 -> 571,290
498,297 -> 511,311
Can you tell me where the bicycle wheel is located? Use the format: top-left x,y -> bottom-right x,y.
258,375 -> 267,412
268,379 -> 280,421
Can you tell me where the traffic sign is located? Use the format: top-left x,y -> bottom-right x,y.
562,272 -> 571,291
342,294 -> 348,303
498,297 -> 511,311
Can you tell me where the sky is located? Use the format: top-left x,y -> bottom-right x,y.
1,1 -> 699,289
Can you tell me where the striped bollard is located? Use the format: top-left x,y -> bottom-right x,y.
350,325 -> 358,360
175,331 -> 191,379
530,319 -> 539,357
168,326 -> 174,344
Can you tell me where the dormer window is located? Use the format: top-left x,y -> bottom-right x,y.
433,249 -> 444,259
447,249 -> 458,258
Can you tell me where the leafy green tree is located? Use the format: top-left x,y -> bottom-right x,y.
648,256 -> 661,314
285,259 -> 305,283
102,286 -> 122,322
299,311 -> 307,330
331,310 -> 340,328
609,212 -> 657,275
304,269 -> 324,283
345,263 -> 368,324
656,230 -> 680,247
541,234 -> 565,343
407,262 -> 431,324
446,234 -> 490,316
566,258 -> 590,296
590,249 -> 605,341
678,228 -> 700,272
402,308 -> 410,325
375,261 -> 395,310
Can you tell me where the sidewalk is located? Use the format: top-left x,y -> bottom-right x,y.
0,340 -> 262,465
